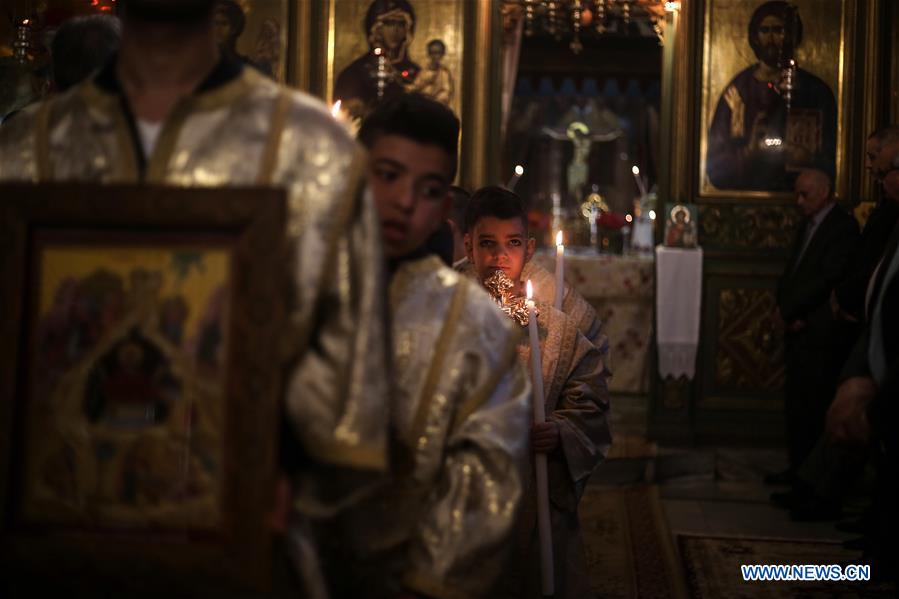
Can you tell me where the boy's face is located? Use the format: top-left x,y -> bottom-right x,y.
465,216 -> 535,287
368,134 -> 453,259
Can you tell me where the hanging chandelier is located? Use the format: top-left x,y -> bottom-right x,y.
504,0 -> 679,52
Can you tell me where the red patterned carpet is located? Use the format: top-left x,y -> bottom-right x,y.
580,485 -> 688,599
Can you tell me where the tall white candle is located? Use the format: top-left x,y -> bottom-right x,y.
527,281 -> 545,418
632,165 -> 648,199
554,231 -> 564,311
526,281 -> 555,596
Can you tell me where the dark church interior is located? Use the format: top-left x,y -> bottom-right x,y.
1,0 -> 897,597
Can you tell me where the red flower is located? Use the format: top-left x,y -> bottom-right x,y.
598,212 -> 627,230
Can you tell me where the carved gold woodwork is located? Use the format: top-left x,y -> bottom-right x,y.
714,287 -> 784,392
699,205 -> 802,250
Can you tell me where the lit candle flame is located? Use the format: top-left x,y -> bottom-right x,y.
555,231 -> 563,247
374,47 -> 382,56
514,164 -> 524,176
331,100 -> 342,118
631,165 -> 640,175
526,279 -> 534,301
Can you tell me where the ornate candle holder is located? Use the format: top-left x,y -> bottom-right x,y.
484,269 -> 530,327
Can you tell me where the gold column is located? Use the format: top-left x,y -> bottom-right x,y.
461,0 -> 502,190
893,1 -> 899,123
287,0 -> 313,91
658,1 -> 694,208
857,0 -> 882,202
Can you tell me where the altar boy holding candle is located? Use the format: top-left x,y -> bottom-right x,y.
456,231 -> 609,358
317,94 -> 532,599
463,186 -> 612,599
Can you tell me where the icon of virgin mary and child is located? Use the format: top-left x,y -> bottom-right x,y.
334,0 -> 455,120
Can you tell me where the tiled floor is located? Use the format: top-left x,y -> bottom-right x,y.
663,491 -> 854,542
591,397 -> 891,595
593,445 -> 859,545
594,413 -> 861,541
602,394 -> 860,543
658,448 -> 857,543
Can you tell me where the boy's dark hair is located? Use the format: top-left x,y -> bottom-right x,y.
357,93 -> 460,179
465,186 -> 528,235
51,15 -> 121,92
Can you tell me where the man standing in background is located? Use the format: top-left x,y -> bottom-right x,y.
774,170 -> 858,487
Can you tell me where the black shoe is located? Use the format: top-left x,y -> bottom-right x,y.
764,469 -> 794,485
790,499 -> 843,522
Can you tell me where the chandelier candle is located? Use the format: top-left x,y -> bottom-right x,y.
508,164 -> 525,190
526,280 -> 555,596
554,230 -> 565,310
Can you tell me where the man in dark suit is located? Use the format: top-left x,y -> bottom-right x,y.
775,169 -> 859,484
832,126 -> 899,324
827,148 -> 899,581
784,128 -> 899,520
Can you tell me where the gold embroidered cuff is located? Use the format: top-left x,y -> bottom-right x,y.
301,438 -> 387,472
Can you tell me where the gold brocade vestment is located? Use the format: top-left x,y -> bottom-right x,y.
323,255 -> 531,599
0,62 -> 392,585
